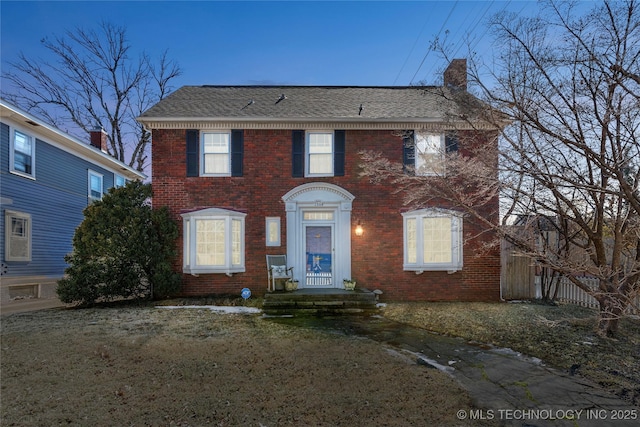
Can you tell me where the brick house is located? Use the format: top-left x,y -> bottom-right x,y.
138,60 -> 501,301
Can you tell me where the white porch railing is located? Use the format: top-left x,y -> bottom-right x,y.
556,277 -> 639,315
305,272 -> 332,287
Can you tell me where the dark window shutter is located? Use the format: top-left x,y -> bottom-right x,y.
445,132 -> 459,153
186,129 -> 199,177
292,130 -> 305,177
402,131 -> 415,175
334,130 -> 345,176
231,129 -> 244,177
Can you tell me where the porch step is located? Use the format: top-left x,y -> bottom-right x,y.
262,288 -> 379,316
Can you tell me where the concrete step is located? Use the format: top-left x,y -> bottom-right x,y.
263,288 -> 379,316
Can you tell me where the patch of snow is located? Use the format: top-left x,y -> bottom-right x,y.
492,347 -> 522,357
156,305 -> 261,314
376,303 -> 387,308
416,355 -> 456,374
490,346 -> 544,365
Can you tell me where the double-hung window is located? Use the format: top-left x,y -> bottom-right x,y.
181,208 -> 246,274
202,132 -> 231,176
88,170 -> 104,202
10,129 -> 35,178
415,132 -> 445,176
292,130 -> 345,177
403,131 -> 457,176
186,129 -> 243,177
402,209 -> 463,272
307,132 -> 334,176
4,210 -> 31,262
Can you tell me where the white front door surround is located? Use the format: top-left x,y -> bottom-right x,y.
283,183 -> 354,289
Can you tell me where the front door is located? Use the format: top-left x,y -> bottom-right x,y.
283,183 -> 354,289
305,224 -> 333,287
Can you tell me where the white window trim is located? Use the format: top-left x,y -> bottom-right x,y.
115,175 -> 126,188
402,208 -> 463,273
4,210 -> 32,262
200,131 -> 231,177
9,127 -> 36,180
181,208 -> 246,275
88,170 -> 104,202
265,217 -> 281,247
414,131 -> 445,177
305,130 -> 334,177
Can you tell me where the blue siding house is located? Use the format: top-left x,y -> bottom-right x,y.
1,99 -> 145,304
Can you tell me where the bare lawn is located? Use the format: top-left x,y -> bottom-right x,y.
3,300 -> 638,426
1,303 -> 494,427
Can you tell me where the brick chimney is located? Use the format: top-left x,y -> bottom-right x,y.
443,59 -> 467,90
90,128 -> 108,153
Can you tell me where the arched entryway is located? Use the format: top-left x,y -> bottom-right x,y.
282,183 -> 355,289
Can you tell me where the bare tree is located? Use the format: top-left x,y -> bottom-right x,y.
361,0 -> 640,336
2,21 -> 181,172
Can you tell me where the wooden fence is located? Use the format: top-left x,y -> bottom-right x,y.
556,277 -> 640,315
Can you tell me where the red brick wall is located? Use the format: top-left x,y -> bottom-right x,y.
152,128 -> 501,301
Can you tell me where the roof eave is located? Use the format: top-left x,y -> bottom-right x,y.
2,100 -> 146,181
136,116 -> 500,131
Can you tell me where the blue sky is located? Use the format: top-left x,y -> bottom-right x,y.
1,0 -> 543,90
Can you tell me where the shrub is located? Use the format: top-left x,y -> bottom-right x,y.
57,181 -> 181,305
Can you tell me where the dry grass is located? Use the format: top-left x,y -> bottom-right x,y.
382,301 -> 640,406
4,298 -> 637,426
1,302 -> 497,427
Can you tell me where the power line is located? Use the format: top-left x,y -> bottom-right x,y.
393,13 -> 432,85
409,0 -> 459,85
421,0 -> 495,85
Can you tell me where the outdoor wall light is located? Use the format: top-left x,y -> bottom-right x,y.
355,221 -> 364,237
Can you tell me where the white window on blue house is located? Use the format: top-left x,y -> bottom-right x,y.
10,129 -> 35,178
181,208 -> 246,275
402,209 -> 463,273
88,170 -> 104,202
306,131 -> 334,176
115,175 -> 126,188
4,210 -> 31,262
201,132 -> 231,176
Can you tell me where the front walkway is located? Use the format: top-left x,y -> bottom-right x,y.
268,315 -> 639,427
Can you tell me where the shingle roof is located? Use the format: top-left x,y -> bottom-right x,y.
139,86 -> 464,121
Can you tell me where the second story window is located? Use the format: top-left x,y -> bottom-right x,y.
415,132 -> 445,176
292,130 -> 345,178
202,132 -> 230,176
403,130 -> 458,176
10,129 -> 35,178
307,132 -> 334,176
88,170 -> 103,202
115,175 -> 126,188
186,130 -> 243,177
